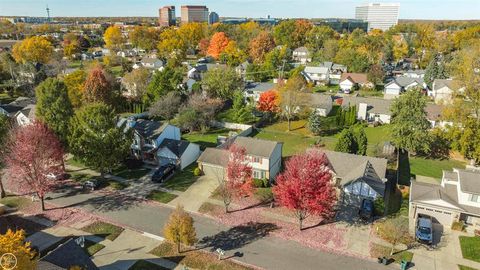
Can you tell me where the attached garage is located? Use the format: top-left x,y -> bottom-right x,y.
200,163 -> 225,180
197,147 -> 229,180
414,205 -> 456,227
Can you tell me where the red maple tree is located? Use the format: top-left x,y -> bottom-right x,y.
198,38 -> 210,56
5,121 -> 65,211
218,144 -> 254,213
207,32 -> 230,59
257,89 -> 280,113
83,66 -> 112,104
273,149 -> 337,230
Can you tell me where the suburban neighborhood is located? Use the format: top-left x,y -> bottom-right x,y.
0,1 -> 479,270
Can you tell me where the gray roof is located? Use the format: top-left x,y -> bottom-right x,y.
405,69 -> 425,75
443,170 -> 458,182
227,136 -> 281,158
9,96 -> 35,107
198,147 -> 229,167
433,79 -> 462,91
321,61 -> 334,69
341,96 -> 392,115
133,119 -> 170,140
159,139 -> 191,157
40,239 -> 98,270
294,47 -> 309,53
458,169 -> 480,195
245,82 -> 275,93
304,93 -> 333,108
304,66 -> 329,75
410,181 -> 462,210
387,76 -> 424,88
321,150 -> 388,195
0,104 -> 23,114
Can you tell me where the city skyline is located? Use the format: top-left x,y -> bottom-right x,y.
1,0 -> 480,20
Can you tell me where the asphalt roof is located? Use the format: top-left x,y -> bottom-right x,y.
458,169 -> 480,195
340,73 -> 369,84
244,82 -> 275,93
40,239 -> 98,270
341,96 -> 392,115
304,93 -> 333,108
387,76 -> 424,88
198,147 -> 229,167
0,104 -> 23,114
133,119 -> 170,140
433,79 -> 463,91
304,66 -> 329,74
159,139 -> 191,157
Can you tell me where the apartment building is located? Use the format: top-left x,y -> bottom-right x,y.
159,6 -> 176,27
355,3 -> 400,31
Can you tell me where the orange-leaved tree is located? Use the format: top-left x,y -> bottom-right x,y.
207,32 -> 230,59
257,89 -> 280,113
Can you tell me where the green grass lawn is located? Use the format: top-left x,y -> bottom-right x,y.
216,109 -> 259,124
369,243 -> 414,264
129,260 -> 169,270
84,239 -> 105,256
67,60 -> 82,69
254,129 -> 318,157
110,166 -> 150,180
458,265 -> 478,270
182,128 -> 232,150
82,221 -> 124,241
314,85 -> 338,93
0,195 -> 31,210
66,157 -> 89,169
147,190 -> 178,204
459,236 -> 480,263
161,164 -> 199,192
110,65 -> 123,77
410,157 -> 466,179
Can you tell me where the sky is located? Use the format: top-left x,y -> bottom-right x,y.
1,0 -> 479,20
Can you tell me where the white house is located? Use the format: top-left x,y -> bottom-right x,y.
292,47 -> 311,64
409,168 -> 480,233
339,73 -> 372,92
156,139 -> 200,170
198,136 -> 283,181
244,82 -> 275,102
425,103 -> 453,128
341,96 -> 393,124
133,57 -> 163,71
304,93 -> 333,117
384,76 -> 426,99
401,69 -> 425,79
430,79 -> 464,104
14,104 -> 35,126
302,66 -> 330,84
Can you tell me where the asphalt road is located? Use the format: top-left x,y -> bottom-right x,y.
47,190 -> 395,270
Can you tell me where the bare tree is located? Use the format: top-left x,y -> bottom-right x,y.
149,92 -> 182,121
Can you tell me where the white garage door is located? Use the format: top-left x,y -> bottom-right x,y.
201,164 -> 225,180
416,206 -> 454,226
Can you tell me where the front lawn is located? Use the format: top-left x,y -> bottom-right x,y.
161,164 -> 199,192
129,260 -> 169,270
410,157 -> 466,179
458,265 -> 478,270
0,195 -> 31,209
111,166 -> 150,180
66,157 -> 89,169
459,236 -> 480,263
182,128 -> 231,150
82,221 -> 124,241
84,239 -> 105,256
147,190 -> 178,204
369,243 -> 414,264
150,241 -> 253,270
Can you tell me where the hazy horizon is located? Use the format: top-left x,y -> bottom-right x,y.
1,0 -> 479,20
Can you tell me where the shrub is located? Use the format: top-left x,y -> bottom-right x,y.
262,178 -> 270,188
253,178 -> 264,188
452,221 -> 465,231
374,197 -> 385,216
193,167 -> 202,176
255,187 -> 273,203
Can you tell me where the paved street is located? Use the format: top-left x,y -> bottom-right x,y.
46,189 -> 395,270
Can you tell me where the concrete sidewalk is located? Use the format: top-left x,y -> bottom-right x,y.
168,175 -> 218,212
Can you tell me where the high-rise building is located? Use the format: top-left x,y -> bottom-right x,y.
181,5 -> 209,24
209,12 -> 219,25
355,3 -> 400,31
159,6 -> 176,27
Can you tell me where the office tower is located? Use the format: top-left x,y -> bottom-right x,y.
181,5 -> 209,24
159,6 -> 176,27
209,12 -> 219,24
355,3 -> 400,31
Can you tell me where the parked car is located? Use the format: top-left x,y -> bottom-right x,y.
416,216 -> 433,245
358,199 -> 374,220
46,172 -> 67,180
152,164 -> 176,183
83,180 -> 98,191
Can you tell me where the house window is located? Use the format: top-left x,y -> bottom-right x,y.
253,170 -> 265,179
251,156 -> 262,164
469,194 -> 480,203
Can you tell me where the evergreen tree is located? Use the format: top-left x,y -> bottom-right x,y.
353,125 -> 368,155
335,128 -> 357,154
308,112 -> 323,135
424,56 -> 448,89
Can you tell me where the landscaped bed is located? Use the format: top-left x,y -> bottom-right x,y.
84,239 -> 105,256
129,260 -> 170,270
459,236 -> 480,263
147,190 -> 178,204
82,221 -> 124,241
150,241 -> 253,270
369,243 -> 414,264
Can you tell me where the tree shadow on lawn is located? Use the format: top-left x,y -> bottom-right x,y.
48,192 -> 146,212
198,222 -> 279,252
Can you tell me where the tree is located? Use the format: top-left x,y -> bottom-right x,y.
63,69 -> 86,108
175,93 -> 223,132
424,56 -> 448,88
0,229 -> 36,269
129,26 -> 160,51
144,66 -> 183,104
335,128 -> 357,154
367,64 -> 385,86
163,205 -> 197,253
202,67 -> 243,100
273,20 -> 312,49
376,216 -> 412,256
218,144 -> 254,213
0,114 -> 11,198
207,32 -> 230,59
5,121 -> 64,211
68,103 -> 131,177
122,68 -> 150,101
306,25 -> 336,52
278,75 -> 306,131
229,91 -> 254,124
393,40 -> 409,62
83,66 -> 112,104
273,150 -> 336,230
177,23 -> 206,52
249,31 -> 276,63
149,92 -> 182,121
308,113 -> 325,135
157,28 -> 186,59
35,78 -> 74,145
103,26 -> 125,52
12,36 -> 53,64
198,38 -> 210,56
353,126 -> 368,156
257,90 -> 279,113
391,89 -> 432,155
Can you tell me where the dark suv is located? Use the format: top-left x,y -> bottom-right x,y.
152,164 -> 176,183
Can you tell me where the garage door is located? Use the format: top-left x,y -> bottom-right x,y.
201,164 -> 225,180
416,206 -> 454,226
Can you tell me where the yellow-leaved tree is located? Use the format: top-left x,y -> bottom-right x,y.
163,205 -> 197,253
0,229 -> 37,269
12,36 -> 53,64
103,26 -> 125,52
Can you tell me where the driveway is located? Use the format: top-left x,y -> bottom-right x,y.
168,175 -> 218,212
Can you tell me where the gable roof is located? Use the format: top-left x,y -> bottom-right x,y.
133,119 -> 171,140
340,73 -> 369,84
198,147 -> 229,167
159,139 -> 191,158
245,82 -> 275,93
341,96 -> 392,115
457,169 -> 480,195
320,150 -> 388,195
294,47 -> 309,53
226,136 -> 281,158
304,93 -> 333,108
9,96 -> 35,107
387,76 -> 424,88
433,79 -> 463,91
410,181 -> 463,210
0,104 -> 23,114
304,66 -> 329,75
40,239 -> 98,270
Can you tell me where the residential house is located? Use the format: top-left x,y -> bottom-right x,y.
425,103 -> 452,128
321,62 -> 348,85
133,57 -> 163,71
198,136 -> 283,181
401,69 -> 425,78
384,76 -> 426,99
302,66 -> 330,84
244,82 -> 275,102
0,104 -> 23,117
292,47 -> 311,64
429,79 -> 464,104
304,93 -> 333,117
187,63 -> 227,80
38,238 -> 98,270
156,138 -> 200,170
319,149 -> 388,206
236,61 -> 250,78
14,104 -> 35,126
341,96 -> 392,124
409,168 -> 480,233
339,73 -> 373,92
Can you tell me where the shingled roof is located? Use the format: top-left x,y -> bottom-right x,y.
40,239 -> 98,270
